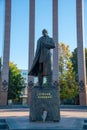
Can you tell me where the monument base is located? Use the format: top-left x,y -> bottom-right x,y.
30,86 -> 60,122
79,91 -> 87,105
0,91 -> 8,105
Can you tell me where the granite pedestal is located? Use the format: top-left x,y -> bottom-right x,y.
30,86 -> 60,122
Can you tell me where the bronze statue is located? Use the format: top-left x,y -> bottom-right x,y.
28,29 -> 55,86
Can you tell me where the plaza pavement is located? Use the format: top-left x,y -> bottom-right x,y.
0,105 -> 87,130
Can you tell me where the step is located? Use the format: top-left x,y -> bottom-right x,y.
0,119 -> 9,130
0,122 -> 8,129
83,119 -> 87,129
0,119 -> 6,122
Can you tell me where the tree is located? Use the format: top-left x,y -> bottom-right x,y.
85,48 -> 87,76
59,43 -> 79,102
59,61 -> 78,100
59,43 -> 71,75
71,48 -> 87,81
0,57 -> 1,87
8,62 -> 24,101
71,48 -> 78,73
0,57 -> 1,73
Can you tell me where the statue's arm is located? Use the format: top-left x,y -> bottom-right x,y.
44,38 -> 55,49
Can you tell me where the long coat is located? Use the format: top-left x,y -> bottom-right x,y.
28,35 -> 55,76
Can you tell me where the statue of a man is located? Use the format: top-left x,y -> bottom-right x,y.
28,29 -> 55,86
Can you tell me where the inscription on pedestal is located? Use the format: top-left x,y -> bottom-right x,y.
37,92 -> 52,99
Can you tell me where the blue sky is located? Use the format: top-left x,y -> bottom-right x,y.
0,0 -> 87,69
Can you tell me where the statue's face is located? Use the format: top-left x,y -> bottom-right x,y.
42,29 -> 48,36
43,32 -> 47,36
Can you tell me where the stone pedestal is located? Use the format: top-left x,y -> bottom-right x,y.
0,91 -> 8,105
0,74 -> 8,105
30,86 -> 60,122
0,75 -> 8,105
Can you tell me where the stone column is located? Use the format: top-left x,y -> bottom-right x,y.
52,0 -> 60,120
76,0 -> 87,105
53,0 -> 59,82
28,0 -> 35,104
0,0 -> 11,105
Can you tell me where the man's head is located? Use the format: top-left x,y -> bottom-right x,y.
42,29 -> 48,36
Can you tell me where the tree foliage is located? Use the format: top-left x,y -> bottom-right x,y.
59,61 -> 78,100
71,48 -> 87,81
85,48 -> 87,75
8,62 -> 24,100
0,57 -> 1,73
0,57 -> 1,85
59,43 -> 71,75
59,43 -> 79,101
71,48 -> 78,74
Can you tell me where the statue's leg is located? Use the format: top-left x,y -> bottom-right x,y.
38,63 -> 43,86
38,74 -> 43,86
46,72 -> 52,85
46,61 -> 52,85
